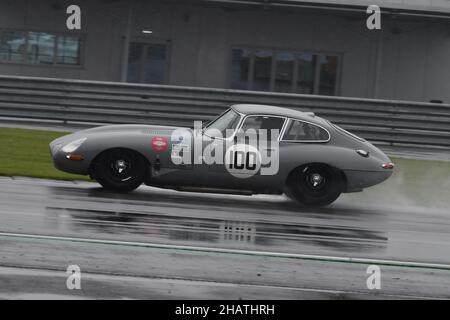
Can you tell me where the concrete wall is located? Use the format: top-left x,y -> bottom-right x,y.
0,0 -> 449,103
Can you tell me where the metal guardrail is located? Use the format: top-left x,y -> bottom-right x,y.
0,75 -> 449,148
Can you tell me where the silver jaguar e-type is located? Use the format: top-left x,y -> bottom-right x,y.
50,104 -> 394,207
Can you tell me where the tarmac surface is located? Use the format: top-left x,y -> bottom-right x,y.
0,176 -> 449,299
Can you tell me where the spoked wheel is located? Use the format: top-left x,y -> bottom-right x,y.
285,164 -> 344,207
93,149 -> 146,192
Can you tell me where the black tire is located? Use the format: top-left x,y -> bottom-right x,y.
285,164 -> 344,207
93,149 -> 146,192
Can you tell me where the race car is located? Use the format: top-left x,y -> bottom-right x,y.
49,104 -> 394,207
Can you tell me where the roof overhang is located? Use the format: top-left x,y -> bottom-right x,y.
198,0 -> 450,19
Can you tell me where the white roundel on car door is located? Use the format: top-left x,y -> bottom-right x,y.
225,143 -> 262,178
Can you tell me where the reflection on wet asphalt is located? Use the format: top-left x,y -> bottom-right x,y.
0,177 -> 449,263
46,206 -> 387,251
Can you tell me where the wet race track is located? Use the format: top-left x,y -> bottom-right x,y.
0,176 -> 449,299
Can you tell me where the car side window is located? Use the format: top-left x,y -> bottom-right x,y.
240,116 -> 285,140
282,119 -> 329,142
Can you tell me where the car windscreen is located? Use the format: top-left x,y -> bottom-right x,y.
204,108 -> 241,138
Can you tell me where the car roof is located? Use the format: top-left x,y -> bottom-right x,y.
231,104 -> 324,124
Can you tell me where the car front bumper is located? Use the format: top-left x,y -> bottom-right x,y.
49,140 -> 90,175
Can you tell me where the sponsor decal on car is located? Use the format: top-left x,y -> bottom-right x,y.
170,129 -> 192,164
151,136 -> 169,153
169,122 -> 280,177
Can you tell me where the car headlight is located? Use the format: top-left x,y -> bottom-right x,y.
61,138 -> 87,153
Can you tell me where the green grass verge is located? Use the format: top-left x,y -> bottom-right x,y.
0,127 -> 91,181
366,156 -> 450,208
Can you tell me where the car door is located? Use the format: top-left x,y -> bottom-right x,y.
203,115 -> 286,189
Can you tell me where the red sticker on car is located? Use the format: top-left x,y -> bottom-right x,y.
151,136 -> 169,153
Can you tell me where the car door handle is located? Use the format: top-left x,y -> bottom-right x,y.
261,148 -> 277,151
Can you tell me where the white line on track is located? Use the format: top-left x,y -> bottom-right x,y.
1,231 -> 450,271
0,265 -> 443,300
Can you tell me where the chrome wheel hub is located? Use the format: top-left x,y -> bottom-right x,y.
115,159 -> 127,173
310,173 -> 323,187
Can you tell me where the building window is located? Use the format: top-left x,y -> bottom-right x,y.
296,53 -> 315,94
252,50 -> 272,91
318,55 -> 338,95
230,48 -> 250,90
275,52 -> 294,93
0,31 -> 26,63
56,36 -> 81,65
127,42 -> 168,84
0,30 -> 82,66
230,47 -> 340,96
27,32 -> 56,65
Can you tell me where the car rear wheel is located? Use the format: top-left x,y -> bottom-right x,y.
285,164 -> 344,207
93,149 -> 146,192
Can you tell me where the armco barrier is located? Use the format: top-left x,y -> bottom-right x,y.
0,75 -> 449,148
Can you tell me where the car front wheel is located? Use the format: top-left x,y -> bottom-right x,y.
285,164 -> 344,207
93,149 -> 146,192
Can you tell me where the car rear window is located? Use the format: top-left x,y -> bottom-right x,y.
330,122 -> 365,142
